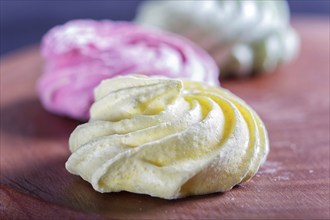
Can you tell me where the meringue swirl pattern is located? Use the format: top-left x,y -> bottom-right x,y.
37,20 -> 219,120
65,75 -> 269,199
136,0 -> 299,77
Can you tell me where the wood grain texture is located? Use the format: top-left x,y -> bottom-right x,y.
1,17 -> 329,219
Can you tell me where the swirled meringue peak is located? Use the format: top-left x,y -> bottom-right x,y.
136,0 -> 300,77
37,20 -> 219,120
65,75 -> 269,199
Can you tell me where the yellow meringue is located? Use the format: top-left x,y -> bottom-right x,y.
65,75 -> 269,199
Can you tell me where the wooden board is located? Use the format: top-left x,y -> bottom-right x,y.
1,17 -> 329,219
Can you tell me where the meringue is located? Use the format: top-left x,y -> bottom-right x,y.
136,0 -> 299,77
37,20 -> 219,120
65,75 -> 269,199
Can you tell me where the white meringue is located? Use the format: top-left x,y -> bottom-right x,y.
136,0 -> 299,77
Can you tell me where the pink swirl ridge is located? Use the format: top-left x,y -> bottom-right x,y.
37,20 -> 219,120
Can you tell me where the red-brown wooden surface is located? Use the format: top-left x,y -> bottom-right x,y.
1,18 -> 329,219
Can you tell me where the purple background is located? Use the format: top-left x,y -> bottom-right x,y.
1,0 -> 329,56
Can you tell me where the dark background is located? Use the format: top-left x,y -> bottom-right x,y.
1,0 -> 329,56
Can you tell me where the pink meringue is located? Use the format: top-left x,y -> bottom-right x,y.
37,20 -> 219,120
